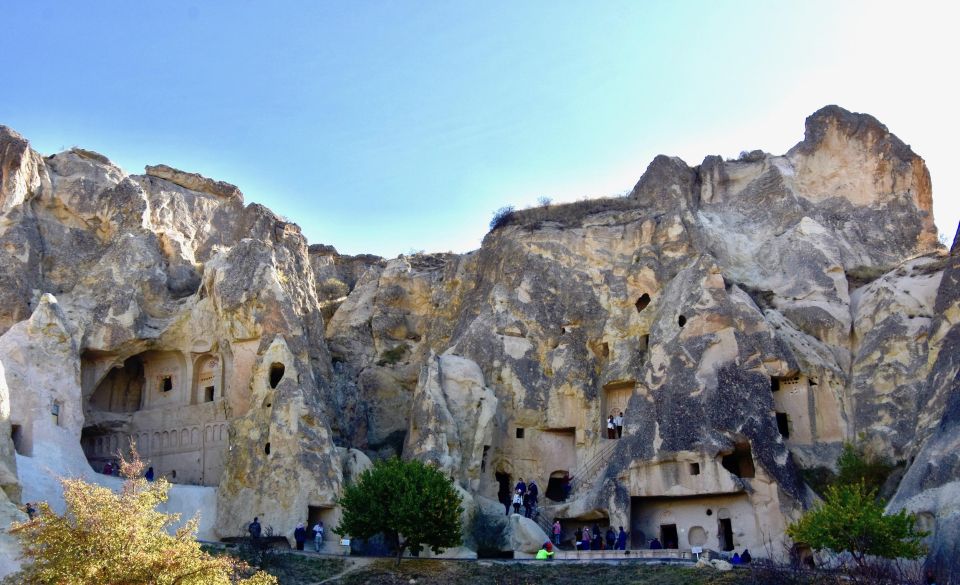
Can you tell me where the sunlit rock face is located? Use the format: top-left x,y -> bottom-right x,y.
0,106 -> 956,578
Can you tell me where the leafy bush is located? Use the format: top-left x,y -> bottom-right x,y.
489,205 -> 516,231
336,457 -> 463,566
786,482 -> 927,569
6,448 -> 275,585
376,344 -> 408,366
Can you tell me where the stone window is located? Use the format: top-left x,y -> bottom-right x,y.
161,375 -> 173,392
264,442 -> 271,455
635,293 -> 651,312
515,427 -> 525,439
776,412 -> 790,438
689,462 -> 700,475
204,386 -> 215,402
269,363 -> 285,389
678,315 -> 687,328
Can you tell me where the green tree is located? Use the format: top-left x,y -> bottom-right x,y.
787,481 -> 927,569
6,449 -> 275,585
336,457 -> 463,566
836,442 -> 895,495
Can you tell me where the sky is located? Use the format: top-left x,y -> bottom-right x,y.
2,1 -> 957,258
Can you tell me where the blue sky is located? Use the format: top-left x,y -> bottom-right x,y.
2,1 -> 957,257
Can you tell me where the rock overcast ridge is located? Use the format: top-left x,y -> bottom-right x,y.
0,106 -> 957,580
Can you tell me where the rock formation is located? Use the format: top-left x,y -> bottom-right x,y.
0,106 -> 956,580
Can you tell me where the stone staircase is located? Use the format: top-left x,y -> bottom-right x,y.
533,439 -> 620,537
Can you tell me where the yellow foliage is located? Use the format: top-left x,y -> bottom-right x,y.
7,448 -> 276,585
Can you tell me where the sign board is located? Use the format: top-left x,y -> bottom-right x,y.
691,546 -> 703,554
340,538 -> 351,546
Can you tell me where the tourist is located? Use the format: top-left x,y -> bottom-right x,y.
145,466 -> 154,481
741,549 -> 752,564
248,517 -> 262,539
731,552 -> 742,565
552,520 -> 562,546
649,537 -> 662,550
581,527 -> 590,550
103,461 -> 113,475
616,526 -> 627,550
515,477 -> 526,494
605,526 -> 616,549
522,490 -> 532,518
512,489 -> 523,514
607,415 -> 616,439
313,521 -> 324,551
574,527 -> 583,550
591,532 -> 601,550
615,411 -> 624,438
528,480 -> 538,508
25,502 -> 36,520
535,541 -> 555,560
294,522 -> 307,550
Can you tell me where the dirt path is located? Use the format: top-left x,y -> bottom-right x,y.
311,557 -> 375,584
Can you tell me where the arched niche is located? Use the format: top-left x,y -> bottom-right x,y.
192,354 -> 222,404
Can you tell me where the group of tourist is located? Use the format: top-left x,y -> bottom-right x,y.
507,477 -> 539,518
606,412 -> 624,439
572,523 -> 628,551
247,517 -> 325,552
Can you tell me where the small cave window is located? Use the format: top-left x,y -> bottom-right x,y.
161,376 -> 173,392
204,386 -> 215,402
269,363 -> 285,389
706,508 -> 713,516
515,427 -> 525,439
264,442 -> 271,455
678,315 -> 687,328
635,293 -> 651,312
776,412 -> 790,439
640,334 -> 650,352
51,401 -> 62,426
171,470 -> 177,479
689,462 -> 701,475
481,445 -> 490,473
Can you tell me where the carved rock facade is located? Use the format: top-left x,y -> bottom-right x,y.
0,106 -> 957,580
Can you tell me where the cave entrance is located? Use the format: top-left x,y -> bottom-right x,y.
660,524 -> 678,549
720,441 -> 755,478
545,470 -> 570,502
601,380 -> 633,439
89,355 -> 145,413
495,472 -> 512,509
10,424 -> 28,456
718,516 -> 734,551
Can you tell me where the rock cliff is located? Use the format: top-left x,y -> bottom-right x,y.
0,106 -> 956,580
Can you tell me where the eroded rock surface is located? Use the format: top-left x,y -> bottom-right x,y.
0,106 -> 957,579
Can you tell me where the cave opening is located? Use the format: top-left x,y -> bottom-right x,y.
678,315 -> 687,328
635,293 -> 651,312
269,363 -> 285,389
720,441 -> 755,478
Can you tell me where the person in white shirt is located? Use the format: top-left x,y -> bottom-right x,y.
615,412 -> 624,438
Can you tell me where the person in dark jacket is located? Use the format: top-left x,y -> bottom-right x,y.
605,527 -> 616,549
591,533 -> 601,550
145,466 -> 154,481
616,526 -> 627,550
248,517 -> 262,539
741,549 -> 752,563
649,537 -> 662,550
294,523 -> 307,550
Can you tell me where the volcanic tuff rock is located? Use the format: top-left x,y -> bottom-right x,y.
0,106 -> 957,580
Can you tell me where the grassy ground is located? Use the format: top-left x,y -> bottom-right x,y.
264,557 -> 748,585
